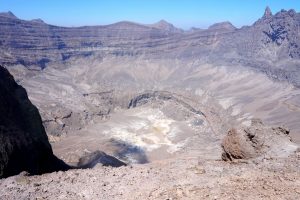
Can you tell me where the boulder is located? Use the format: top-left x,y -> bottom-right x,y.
78,150 -> 127,168
222,119 -> 298,161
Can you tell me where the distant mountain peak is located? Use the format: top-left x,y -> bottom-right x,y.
287,9 -> 296,16
254,6 -> 274,25
263,6 -> 273,18
0,11 -> 18,19
31,18 -> 45,23
153,19 -> 174,28
256,7 -> 298,25
188,27 -> 204,33
156,19 -> 170,25
149,20 -> 183,33
277,9 -> 297,17
208,21 -> 236,31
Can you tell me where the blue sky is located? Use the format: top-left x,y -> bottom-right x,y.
1,0 -> 299,29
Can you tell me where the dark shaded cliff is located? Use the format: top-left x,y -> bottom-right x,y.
0,65 -> 69,178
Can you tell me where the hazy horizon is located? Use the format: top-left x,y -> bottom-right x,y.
1,0 -> 299,30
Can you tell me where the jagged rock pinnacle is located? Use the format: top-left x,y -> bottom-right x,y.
263,6 -> 273,18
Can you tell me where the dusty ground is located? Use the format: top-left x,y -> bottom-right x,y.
52,98 -> 228,165
1,115 -> 299,200
0,152 -> 299,200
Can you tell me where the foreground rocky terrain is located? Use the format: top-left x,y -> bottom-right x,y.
0,122 -> 299,199
0,6 -> 300,200
1,155 -> 300,200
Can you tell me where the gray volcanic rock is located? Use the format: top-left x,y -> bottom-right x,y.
206,7 -> 300,86
251,7 -> 299,56
0,65 -> 69,178
0,9 -> 299,87
0,13 -> 174,67
78,150 -> 127,168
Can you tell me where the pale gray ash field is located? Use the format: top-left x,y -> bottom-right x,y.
0,7 -> 300,200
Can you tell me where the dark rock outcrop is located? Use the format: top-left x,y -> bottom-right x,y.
128,91 -> 205,117
78,150 -> 127,168
0,65 -> 69,178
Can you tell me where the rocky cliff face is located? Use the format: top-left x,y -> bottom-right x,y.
0,12 -> 173,68
1,8 -> 299,86
0,65 -> 69,178
232,8 -> 300,60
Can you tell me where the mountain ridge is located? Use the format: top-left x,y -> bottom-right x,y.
0,8 -> 299,87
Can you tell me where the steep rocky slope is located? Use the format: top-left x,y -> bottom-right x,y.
0,8 -> 300,86
8,57 -> 300,144
1,8 -> 299,86
0,12 -> 176,68
0,65 -> 69,178
218,7 -> 300,86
